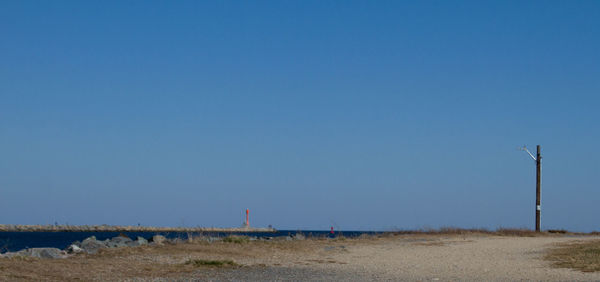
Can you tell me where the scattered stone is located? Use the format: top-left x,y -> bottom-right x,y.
293,233 -> 306,240
0,252 -> 16,258
151,235 -> 167,245
80,236 -> 108,254
12,248 -> 66,259
127,236 -> 148,247
67,244 -> 84,254
107,236 -> 133,248
138,236 -> 148,244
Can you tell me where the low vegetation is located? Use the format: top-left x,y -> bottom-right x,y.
545,240 -> 600,272
222,236 -> 250,244
185,259 -> 237,267
391,227 -> 545,237
547,229 -> 569,234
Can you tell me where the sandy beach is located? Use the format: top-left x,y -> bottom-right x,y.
2,234 -> 600,281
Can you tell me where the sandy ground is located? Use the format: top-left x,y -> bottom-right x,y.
2,234 -> 600,281
307,235 -> 600,281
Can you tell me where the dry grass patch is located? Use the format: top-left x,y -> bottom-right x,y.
391,227 -> 545,237
222,235 -> 250,244
185,259 -> 237,267
0,237 -> 336,281
495,228 -> 541,237
545,240 -> 600,272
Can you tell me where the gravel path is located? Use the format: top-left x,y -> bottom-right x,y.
182,236 -> 600,281
304,236 -> 600,281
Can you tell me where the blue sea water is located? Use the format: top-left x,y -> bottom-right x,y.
0,230 -> 380,253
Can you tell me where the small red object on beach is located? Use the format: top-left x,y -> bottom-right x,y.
330,226 -> 334,234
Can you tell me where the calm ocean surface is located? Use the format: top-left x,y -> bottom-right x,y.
0,230 -> 380,253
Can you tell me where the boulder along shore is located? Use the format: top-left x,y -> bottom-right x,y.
0,233 -> 306,259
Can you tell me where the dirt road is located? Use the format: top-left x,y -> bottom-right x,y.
304,235 -> 600,281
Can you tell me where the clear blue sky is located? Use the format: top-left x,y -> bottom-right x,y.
1,1 -> 599,231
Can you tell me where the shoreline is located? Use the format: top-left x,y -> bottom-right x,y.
0,224 -> 277,233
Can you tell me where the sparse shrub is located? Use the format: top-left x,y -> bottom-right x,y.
390,227 -> 548,237
495,228 -> 539,237
185,259 -> 237,267
547,229 -> 569,234
223,236 -> 249,244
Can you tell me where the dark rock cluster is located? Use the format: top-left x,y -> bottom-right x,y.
0,235 -> 159,258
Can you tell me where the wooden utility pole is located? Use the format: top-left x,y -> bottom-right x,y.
535,145 -> 542,232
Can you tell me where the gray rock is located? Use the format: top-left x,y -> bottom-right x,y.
293,233 -> 306,240
107,236 -> 133,248
151,235 -> 167,245
2,251 -> 26,258
80,236 -> 108,254
127,236 -> 148,247
17,248 -> 66,259
67,244 -> 84,254
137,236 -> 148,245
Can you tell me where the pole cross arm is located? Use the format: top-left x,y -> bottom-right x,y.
520,146 -> 537,161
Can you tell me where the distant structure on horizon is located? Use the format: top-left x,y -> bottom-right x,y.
243,209 -> 250,228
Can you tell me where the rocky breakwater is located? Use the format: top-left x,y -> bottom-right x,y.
0,234 -> 307,259
0,235 -> 164,259
0,224 -> 276,233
